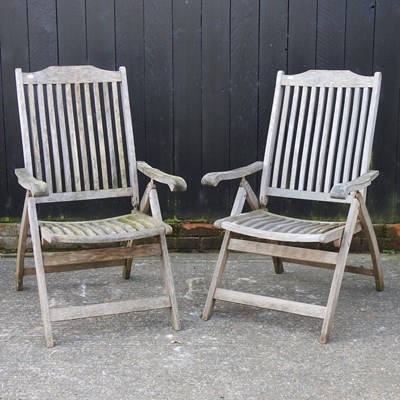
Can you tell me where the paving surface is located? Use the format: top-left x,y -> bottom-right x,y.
0,252 -> 399,400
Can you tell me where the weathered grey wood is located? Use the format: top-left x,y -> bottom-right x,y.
15,168 -> 49,197
320,197 -> 360,343
201,161 -> 263,187
112,81 -> 127,187
214,288 -> 326,319
138,161 -> 187,192
42,244 -> 162,268
202,231 -> 231,320
16,192 -> 30,290
330,171 -> 379,199
202,69 -> 383,343
50,296 -> 171,322
65,83 -> 81,191
74,83 -> 90,191
14,65 -> 186,346
357,192 -> 384,291
36,84 -> 53,192
27,197 -> 54,347
46,84 -> 63,192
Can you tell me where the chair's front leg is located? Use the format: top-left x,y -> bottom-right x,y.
27,197 -> 54,348
16,191 -> 30,291
202,230 -> 232,320
320,197 -> 360,344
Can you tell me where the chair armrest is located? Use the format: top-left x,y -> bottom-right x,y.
330,170 -> 379,199
201,161 -> 263,187
15,168 -> 49,197
137,161 -> 187,192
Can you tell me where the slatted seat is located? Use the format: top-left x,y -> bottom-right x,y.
215,209 -> 359,243
14,66 -> 186,347
39,212 -> 172,244
201,70 -> 384,343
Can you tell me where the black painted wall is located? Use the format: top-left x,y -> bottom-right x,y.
0,0 -> 399,222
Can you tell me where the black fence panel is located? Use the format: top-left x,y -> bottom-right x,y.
0,0 -> 399,223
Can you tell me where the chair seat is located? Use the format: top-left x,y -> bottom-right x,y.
215,209 -> 361,243
39,212 -> 172,244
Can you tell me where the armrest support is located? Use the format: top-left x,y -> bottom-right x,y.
137,161 -> 187,192
201,161 -> 263,187
15,168 -> 49,197
330,170 -> 379,199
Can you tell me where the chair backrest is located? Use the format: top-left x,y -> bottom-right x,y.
15,65 -> 139,206
259,70 -> 381,206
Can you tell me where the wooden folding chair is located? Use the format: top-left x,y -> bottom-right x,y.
202,70 -> 384,343
15,66 -> 186,347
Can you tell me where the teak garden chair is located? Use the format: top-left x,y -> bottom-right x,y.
201,70 -> 384,343
15,66 -> 186,347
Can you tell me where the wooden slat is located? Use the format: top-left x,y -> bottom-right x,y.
298,86 -> 317,190
352,87 -> 370,180
56,83 -> 72,191
342,87 -> 361,183
36,84 -> 53,192
214,288 -> 326,319
74,83 -> 90,190
42,243 -> 162,267
50,296 -> 171,322
228,238 -> 338,265
112,81 -> 127,187
83,82 -> 99,190
65,83 -> 82,191
272,85 -> 291,187
93,82 -> 109,189
46,84 -> 62,192
281,85 -> 299,188
34,187 -> 134,204
307,87 -> 326,191
316,87 -> 334,191
103,82 -> 118,187
290,86 -> 308,189
333,87 -> 352,185
324,87 -> 344,191
27,84 -> 43,180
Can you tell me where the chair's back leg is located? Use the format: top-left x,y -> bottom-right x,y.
159,233 -> 181,331
27,198 -> 54,347
202,231 -> 231,320
122,239 -> 133,279
16,192 -> 30,291
272,256 -> 284,274
357,193 -> 384,291
320,198 -> 360,344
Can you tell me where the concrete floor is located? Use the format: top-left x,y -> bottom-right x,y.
0,252 -> 399,399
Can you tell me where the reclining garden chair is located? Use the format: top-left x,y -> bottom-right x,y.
15,65 -> 186,347
202,70 -> 384,343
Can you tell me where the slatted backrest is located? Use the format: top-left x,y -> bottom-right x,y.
259,70 -> 381,206
15,66 -> 139,207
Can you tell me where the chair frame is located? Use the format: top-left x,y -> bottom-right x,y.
201,70 -> 384,343
15,66 -> 186,347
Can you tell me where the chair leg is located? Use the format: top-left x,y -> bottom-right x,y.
16,193 -> 30,291
357,193 -> 384,291
320,198 -> 360,344
122,240 -> 133,279
272,257 -> 284,274
27,198 -> 54,348
202,231 -> 231,320
159,234 -> 181,331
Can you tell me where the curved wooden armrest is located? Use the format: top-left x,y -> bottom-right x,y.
15,168 -> 49,197
330,170 -> 379,199
201,161 -> 263,187
137,161 -> 187,192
